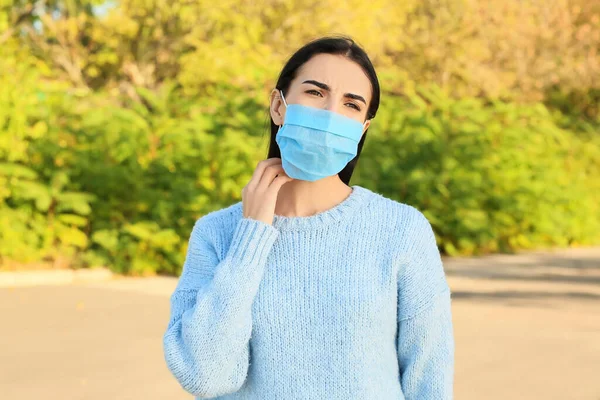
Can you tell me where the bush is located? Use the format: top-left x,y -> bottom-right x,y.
1,0 -> 599,273
358,85 -> 600,255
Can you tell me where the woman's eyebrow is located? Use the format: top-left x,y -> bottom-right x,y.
344,93 -> 366,105
302,80 -> 366,105
302,79 -> 330,90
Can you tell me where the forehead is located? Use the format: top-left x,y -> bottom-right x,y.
293,53 -> 372,102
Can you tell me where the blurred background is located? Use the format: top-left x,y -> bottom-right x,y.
0,0 -> 599,399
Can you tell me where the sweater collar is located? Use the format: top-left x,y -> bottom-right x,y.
266,185 -> 371,232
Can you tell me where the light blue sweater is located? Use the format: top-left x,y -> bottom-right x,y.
163,185 -> 454,399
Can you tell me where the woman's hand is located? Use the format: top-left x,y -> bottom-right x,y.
242,158 -> 294,226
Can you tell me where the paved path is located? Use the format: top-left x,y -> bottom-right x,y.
444,248 -> 600,400
1,247 -> 599,399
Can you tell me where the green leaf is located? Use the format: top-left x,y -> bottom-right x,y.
0,163 -> 38,179
57,214 -> 89,227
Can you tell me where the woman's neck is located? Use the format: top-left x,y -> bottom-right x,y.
274,176 -> 352,218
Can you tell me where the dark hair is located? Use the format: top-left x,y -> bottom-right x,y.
267,35 -> 381,185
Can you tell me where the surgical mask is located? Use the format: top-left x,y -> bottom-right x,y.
275,90 -> 367,182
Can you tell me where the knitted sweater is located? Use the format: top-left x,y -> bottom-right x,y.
163,185 -> 454,399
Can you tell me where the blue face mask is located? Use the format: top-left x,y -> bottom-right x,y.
275,90 -> 368,182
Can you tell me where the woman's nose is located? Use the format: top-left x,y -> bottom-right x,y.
323,97 -> 341,114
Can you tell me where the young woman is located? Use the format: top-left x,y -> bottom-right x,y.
163,36 -> 454,399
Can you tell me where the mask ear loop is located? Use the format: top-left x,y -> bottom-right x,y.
362,117 -> 371,130
278,90 -> 288,131
279,90 -> 288,108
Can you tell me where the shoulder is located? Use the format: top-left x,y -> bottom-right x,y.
175,202 -> 243,289
192,201 -> 242,233
368,193 -> 449,319
358,187 -> 440,274
187,201 -> 243,253
358,186 -> 432,234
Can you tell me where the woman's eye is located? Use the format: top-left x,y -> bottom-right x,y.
346,103 -> 360,111
306,89 -> 323,97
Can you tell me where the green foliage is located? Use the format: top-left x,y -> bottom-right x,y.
358,85 -> 600,255
0,0 -> 598,273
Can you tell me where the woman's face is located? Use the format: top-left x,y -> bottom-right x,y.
270,53 -> 372,133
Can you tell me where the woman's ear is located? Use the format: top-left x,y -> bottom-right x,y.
270,89 -> 285,126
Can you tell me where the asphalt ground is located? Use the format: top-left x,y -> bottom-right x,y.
1,247 -> 599,400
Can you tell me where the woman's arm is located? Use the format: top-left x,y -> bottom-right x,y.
396,209 -> 455,399
397,288 -> 454,398
163,216 -> 279,398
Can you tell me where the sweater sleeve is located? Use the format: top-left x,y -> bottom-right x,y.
396,209 -> 455,399
163,216 -> 279,398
